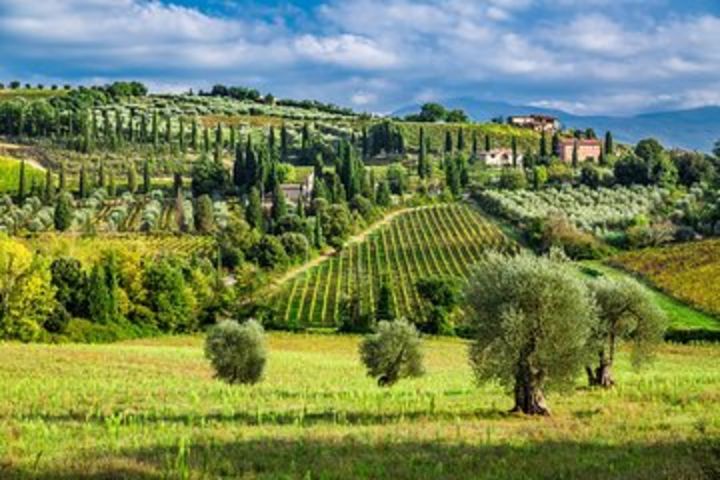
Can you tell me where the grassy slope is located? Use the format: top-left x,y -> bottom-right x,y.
0,334 -> 718,479
582,261 -> 720,333
0,155 -> 45,194
0,88 -> 67,100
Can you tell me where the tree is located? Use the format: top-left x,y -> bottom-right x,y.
17,159 -> 27,201
53,193 -> 73,231
0,236 -> 54,341
539,133 -> 548,158
572,141 -> 579,168
250,235 -> 288,269
191,153 -> 228,197
586,277 -> 666,388
78,163 -> 88,199
127,162 -> 138,194
673,151 -> 716,187
246,187 -> 263,231
43,168 -> 55,204
50,257 -> 87,318
465,252 -> 597,415
385,164 -> 408,195
457,128 -> 465,151
360,319 -> 424,387
375,180 -> 391,207
375,276 -> 395,322
205,319 -> 267,385
605,131 -> 614,155
142,158 -> 151,194
270,183 -> 287,224
59,161 -> 67,192
195,194 -> 215,234
143,256 -> 195,332
417,127 -> 429,179
86,263 -> 112,324
444,130 -> 453,154
415,276 -> 461,334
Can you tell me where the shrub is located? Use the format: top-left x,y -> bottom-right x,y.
204,319 -> 267,385
279,232 -> 309,261
359,319 -> 424,387
528,215 -> 609,260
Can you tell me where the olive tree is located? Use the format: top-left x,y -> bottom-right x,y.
360,319 -> 423,387
586,277 -> 666,388
465,252 -> 596,415
205,319 -> 267,385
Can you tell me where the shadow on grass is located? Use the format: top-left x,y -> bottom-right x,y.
20,407 -> 508,428
4,437 -> 720,480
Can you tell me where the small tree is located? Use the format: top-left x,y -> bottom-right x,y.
465,252 -> 596,415
375,276 -> 395,322
360,319 -> 424,387
195,194 -> 215,234
54,192 -> 74,231
205,319 -> 267,385
586,277 -> 666,388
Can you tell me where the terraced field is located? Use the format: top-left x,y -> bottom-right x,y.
274,204 -> 517,328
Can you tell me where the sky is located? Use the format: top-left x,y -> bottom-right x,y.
1,0 -> 720,116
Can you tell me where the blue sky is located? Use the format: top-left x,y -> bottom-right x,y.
1,0 -> 720,115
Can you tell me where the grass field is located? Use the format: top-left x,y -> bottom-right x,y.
0,155 -> 45,194
273,204 -> 517,329
612,240 -> 720,320
0,334 -> 718,479
23,234 -> 216,263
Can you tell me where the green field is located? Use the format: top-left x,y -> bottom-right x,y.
0,156 -> 45,194
274,204 -> 517,328
0,334 -> 718,479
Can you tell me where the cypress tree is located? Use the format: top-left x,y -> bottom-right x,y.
179,116 -> 185,152
191,118 -> 198,150
572,141 -> 579,168
203,126 -> 210,152
127,162 -> 138,194
87,264 -> 111,324
280,124 -> 289,162
143,158 -> 151,193
314,215 -> 323,249
54,192 -> 73,231
215,122 -> 223,151
472,132 -> 478,160
108,169 -> 116,197
268,126 -> 276,156
552,132 -> 561,156
313,153 -> 324,181
375,276 -> 395,321
540,133 -> 548,158
457,128 -> 465,151
605,131 -> 614,155
484,134 -> 491,152
418,127 -> 428,179
512,137 -> 518,168
195,194 -> 215,234
115,109 -> 123,141
246,187 -> 263,231
165,114 -> 172,144
297,197 -> 305,218
43,168 -> 54,203
59,161 -> 66,192
444,130 -> 453,153
271,183 -> 287,224
140,114 -> 148,142
17,159 -> 27,201
79,163 -> 88,199
233,142 -> 246,192
301,123 -> 310,152
152,110 -> 159,149
173,172 -> 183,196
362,126 -> 369,160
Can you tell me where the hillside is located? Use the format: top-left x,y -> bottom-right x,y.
394,99 -> 720,152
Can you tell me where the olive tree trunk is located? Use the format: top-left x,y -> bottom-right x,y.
511,357 -> 550,416
586,337 -> 616,388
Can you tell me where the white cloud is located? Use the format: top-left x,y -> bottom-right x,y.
294,34 -> 398,69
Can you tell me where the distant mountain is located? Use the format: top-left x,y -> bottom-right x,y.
393,98 -> 720,152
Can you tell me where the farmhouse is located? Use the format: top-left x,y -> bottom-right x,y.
557,138 -> 602,164
477,148 -> 523,167
508,115 -> 560,133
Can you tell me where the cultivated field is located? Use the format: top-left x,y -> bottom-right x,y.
612,239 -> 720,319
274,204 -> 517,328
0,334 -> 718,479
0,155 -> 44,194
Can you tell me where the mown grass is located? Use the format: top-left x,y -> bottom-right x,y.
0,155 -> 45,194
1,334 -> 718,479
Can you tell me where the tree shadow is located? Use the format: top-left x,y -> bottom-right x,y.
4,437 -> 719,480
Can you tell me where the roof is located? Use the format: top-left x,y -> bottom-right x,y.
559,138 -> 602,146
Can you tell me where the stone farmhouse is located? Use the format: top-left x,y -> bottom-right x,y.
557,138 -> 602,164
508,115 -> 560,133
477,148 -> 523,167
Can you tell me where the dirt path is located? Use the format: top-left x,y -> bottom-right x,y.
268,206 -> 422,291
0,142 -> 47,171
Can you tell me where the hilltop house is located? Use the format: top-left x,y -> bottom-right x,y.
557,138 -> 602,164
477,148 -> 523,167
508,115 -> 560,133
278,172 -> 315,206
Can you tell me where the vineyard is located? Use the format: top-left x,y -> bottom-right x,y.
273,204 -> 517,328
612,239 -> 720,319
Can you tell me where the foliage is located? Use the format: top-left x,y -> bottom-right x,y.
204,319 -> 267,385
360,319 -> 424,386
465,252 -> 597,414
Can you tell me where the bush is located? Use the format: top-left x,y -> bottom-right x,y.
498,168 -> 527,190
528,215 -> 609,260
250,235 -> 288,269
359,319 -> 424,387
279,232 -> 309,261
204,319 -> 267,385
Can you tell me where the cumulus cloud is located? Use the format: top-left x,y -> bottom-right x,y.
0,0 -> 719,114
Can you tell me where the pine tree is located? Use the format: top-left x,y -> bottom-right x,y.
246,187 -> 263,231
17,159 -> 27,201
